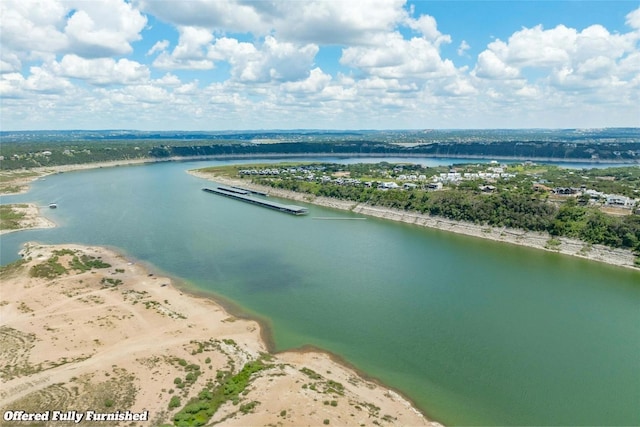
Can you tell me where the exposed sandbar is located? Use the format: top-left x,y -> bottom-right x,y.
0,243 -> 437,426
0,203 -> 56,235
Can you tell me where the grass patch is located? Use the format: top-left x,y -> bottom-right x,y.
28,250 -> 112,279
101,277 -> 123,287
300,367 -> 323,380
0,204 -> 27,230
0,258 -> 27,278
173,358 -> 270,427
239,400 -> 260,414
545,238 -> 562,251
29,256 -> 67,278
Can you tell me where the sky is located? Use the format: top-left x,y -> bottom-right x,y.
1,0 -> 639,130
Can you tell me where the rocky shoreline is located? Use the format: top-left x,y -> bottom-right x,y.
190,170 -> 639,271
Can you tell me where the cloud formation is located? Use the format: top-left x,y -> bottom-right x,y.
1,0 -> 639,129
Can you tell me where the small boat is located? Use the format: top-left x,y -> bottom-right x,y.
49,203 -> 57,209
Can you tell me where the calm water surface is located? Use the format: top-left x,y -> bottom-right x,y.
1,159 -> 639,426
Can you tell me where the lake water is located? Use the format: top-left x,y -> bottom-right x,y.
1,158 -> 639,426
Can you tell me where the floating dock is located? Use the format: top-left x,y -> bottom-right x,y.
229,185 -> 268,196
202,187 -> 308,215
217,186 -> 249,195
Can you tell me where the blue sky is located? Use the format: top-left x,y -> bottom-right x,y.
1,1 -> 639,130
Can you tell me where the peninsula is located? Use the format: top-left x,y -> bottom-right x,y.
0,242 -> 436,426
190,162 -> 640,270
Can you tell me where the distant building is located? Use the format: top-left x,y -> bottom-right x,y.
479,185 -> 496,193
553,187 -> 579,195
605,195 -> 635,208
378,182 -> 399,189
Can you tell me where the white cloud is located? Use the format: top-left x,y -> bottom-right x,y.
0,67 -> 74,97
136,0 -> 268,34
137,0 -> 408,45
473,16 -> 640,105
0,0 -> 146,59
281,68 -> 332,94
0,0 -> 68,55
441,78 -> 478,97
153,27 -> 214,70
208,36 -> 318,82
626,7 -> 640,29
405,14 -> 451,47
575,56 -> 615,79
457,40 -> 471,57
1,52 -> 22,73
274,0 -> 408,45
147,40 -> 170,56
24,66 -> 74,93
476,21 -> 639,72
0,73 -> 28,98
154,73 -> 182,87
52,55 -> 150,86
341,32 -> 456,79
64,0 -> 147,57
172,27 -> 214,60
2,2 -> 639,130
474,50 -> 521,80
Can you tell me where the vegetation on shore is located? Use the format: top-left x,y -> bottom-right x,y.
2,128 -> 638,171
172,358 -> 269,426
201,162 -> 640,262
28,248 -> 111,279
0,204 -> 28,231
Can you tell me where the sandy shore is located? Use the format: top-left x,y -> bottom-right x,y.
1,160 -> 162,196
0,243 -> 437,426
0,204 -> 56,235
190,170 -> 639,270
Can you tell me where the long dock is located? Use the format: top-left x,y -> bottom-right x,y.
229,185 -> 268,196
217,186 -> 249,195
202,187 -> 308,215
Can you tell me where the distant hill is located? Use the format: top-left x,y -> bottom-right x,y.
1,129 -> 638,170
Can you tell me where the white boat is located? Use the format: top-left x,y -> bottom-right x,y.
49,203 -> 57,209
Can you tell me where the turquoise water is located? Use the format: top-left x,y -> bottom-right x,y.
1,159 -> 639,426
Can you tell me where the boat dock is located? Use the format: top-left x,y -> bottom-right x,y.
229,185 -> 268,196
217,186 -> 249,195
202,187 -> 308,215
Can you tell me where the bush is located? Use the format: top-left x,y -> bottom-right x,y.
169,396 -> 181,409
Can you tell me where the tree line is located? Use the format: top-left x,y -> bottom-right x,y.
254,177 -> 640,255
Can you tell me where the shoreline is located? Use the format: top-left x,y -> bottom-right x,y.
0,203 -> 56,235
2,152 -> 637,196
189,170 -> 639,271
0,242 -> 437,426
117,255 -> 434,422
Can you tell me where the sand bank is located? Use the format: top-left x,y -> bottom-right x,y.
0,204 -> 56,235
1,160 -> 160,196
0,243 -> 437,426
190,171 -> 638,270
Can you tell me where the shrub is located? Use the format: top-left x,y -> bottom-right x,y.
168,396 -> 181,409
